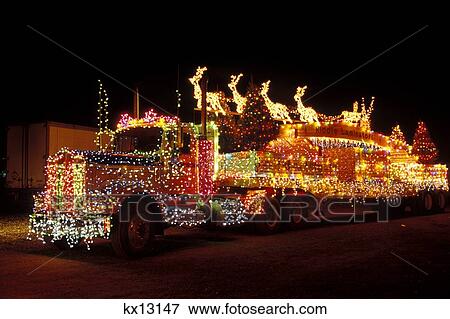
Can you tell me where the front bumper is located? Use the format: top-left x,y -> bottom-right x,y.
28,212 -> 111,249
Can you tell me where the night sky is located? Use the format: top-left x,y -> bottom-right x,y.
2,22 -> 448,169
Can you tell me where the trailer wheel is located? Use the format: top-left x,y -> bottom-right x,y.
386,196 -> 406,216
111,196 -> 162,258
401,196 -> 416,214
280,193 -> 312,230
432,191 -> 447,213
289,207 -> 305,229
254,197 -> 281,234
416,191 -> 434,214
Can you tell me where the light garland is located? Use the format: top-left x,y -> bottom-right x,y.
117,108 -> 179,132
28,212 -> 111,250
198,139 -> 214,195
160,195 -> 247,227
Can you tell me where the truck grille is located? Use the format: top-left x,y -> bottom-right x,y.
45,151 -> 86,212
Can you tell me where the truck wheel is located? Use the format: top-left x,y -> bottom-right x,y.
254,197 -> 281,234
44,235 -> 80,250
111,197 -> 162,258
289,207 -> 305,229
432,191 -> 446,213
201,202 -> 218,230
54,238 -> 80,250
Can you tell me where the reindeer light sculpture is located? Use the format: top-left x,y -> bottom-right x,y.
294,86 -> 319,124
260,81 -> 292,123
189,66 -> 227,115
359,97 -> 375,131
228,74 -> 247,113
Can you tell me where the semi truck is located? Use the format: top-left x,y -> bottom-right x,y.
28,68 -> 449,257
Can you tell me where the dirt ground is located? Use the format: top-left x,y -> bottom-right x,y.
1,211 -> 449,298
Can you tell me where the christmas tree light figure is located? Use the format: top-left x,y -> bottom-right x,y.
95,80 -> 115,151
237,82 -> 279,151
389,124 -> 407,150
216,114 -> 239,153
412,121 -> 438,164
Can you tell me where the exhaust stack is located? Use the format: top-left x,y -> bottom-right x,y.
133,87 -> 140,119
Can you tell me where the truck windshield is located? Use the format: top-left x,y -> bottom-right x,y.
115,127 -> 163,153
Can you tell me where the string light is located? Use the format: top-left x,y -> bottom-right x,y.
95,80 -> 115,151
176,89 -> 181,109
389,125 -> 408,150
198,139 -> 214,195
412,121 -> 438,164
236,83 -> 280,151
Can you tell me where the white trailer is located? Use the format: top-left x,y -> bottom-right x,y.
5,122 -> 98,212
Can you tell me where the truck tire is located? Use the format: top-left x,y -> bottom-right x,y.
254,197 -> 281,234
44,235 -> 80,250
201,202 -> 218,230
111,196 -> 163,258
289,207 -> 303,228
432,190 -> 447,213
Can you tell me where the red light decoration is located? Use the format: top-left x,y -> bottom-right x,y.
198,139 -> 214,195
236,82 -> 279,151
117,109 -> 178,131
412,121 -> 438,164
